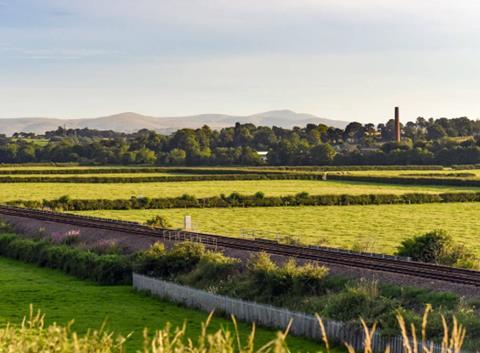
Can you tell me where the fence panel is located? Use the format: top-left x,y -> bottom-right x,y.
133,273 -> 468,353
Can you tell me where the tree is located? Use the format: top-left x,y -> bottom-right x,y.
135,147 -> 157,164
427,124 -> 447,140
309,143 -> 336,165
167,148 -> 186,165
343,122 -> 365,143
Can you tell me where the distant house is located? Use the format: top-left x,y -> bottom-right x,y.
255,151 -> 269,161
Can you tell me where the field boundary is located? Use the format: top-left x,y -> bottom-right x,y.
8,192 -> 480,211
0,173 -> 325,183
133,273 -> 466,353
329,174 -> 480,187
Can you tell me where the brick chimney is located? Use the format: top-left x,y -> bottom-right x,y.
394,107 -> 401,143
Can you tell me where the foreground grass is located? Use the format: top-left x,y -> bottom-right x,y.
0,257 -> 330,352
2,179 -> 480,202
77,202 -> 480,255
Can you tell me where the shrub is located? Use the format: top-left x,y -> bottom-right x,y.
396,230 -> 478,268
247,253 -> 329,299
323,286 -> 396,325
133,242 -> 166,275
134,242 -> 206,279
179,251 -> 240,289
145,215 -> 171,228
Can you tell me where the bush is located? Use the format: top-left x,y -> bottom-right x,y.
396,230 -> 478,268
145,215 -> 171,228
134,242 -> 206,279
179,251 -> 240,289
323,286 -> 396,325
133,242 -> 166,275
247,253 -> 329,299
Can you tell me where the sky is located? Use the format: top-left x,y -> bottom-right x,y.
1,0 -> 480,124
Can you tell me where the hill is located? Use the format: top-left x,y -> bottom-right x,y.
0,110 -> 348,135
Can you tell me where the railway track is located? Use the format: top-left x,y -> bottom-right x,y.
0,205 -> 479,287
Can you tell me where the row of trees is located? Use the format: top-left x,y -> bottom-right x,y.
1,116 -> 480,165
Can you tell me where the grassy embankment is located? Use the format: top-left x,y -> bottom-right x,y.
0,256 -> 333,352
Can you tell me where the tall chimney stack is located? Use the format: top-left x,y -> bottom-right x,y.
394,107 -> 401,143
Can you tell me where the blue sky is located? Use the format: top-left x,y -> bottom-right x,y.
1,0 -> 480,123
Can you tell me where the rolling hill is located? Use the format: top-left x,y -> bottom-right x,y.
0,110 -> 348,135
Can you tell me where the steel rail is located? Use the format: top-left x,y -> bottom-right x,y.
0,205 -> 479,287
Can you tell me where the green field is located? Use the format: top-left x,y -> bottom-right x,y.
346,169 -> 480,178
76,202 -> 480,255
1,179 -> 480,202
0,256 -> 331,352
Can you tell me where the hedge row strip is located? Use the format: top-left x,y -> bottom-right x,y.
0,173 -> 328,183
0,167 -> 261,175
8,192 -> 480,211
0,234 -> 132,284
328,174 -> 480,187
0,165 -> 448,175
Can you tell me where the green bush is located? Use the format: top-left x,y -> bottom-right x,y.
134,242 -> 206,279
179,251 -> 240,288
246,253 -> 329,299
133,242 -> 166,276
396,230 -> 478,268
145,215 -> 171,228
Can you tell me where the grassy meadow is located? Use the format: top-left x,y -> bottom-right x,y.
2,179 -> 480,202
345,169 -> 480,178
0,256 -> 331,353
76,202 -> 480,255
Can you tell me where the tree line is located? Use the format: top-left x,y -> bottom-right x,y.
2,116 -> 480,165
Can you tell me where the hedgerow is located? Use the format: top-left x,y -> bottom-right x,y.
328,173 -> 480,187
0,173 -> 322,183
9,191 -> 480,211
0,234 -> 131,284
0,165 -> 447,175
0,167 -> 261,175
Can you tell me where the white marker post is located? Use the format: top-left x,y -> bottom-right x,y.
184,215 -> 192,231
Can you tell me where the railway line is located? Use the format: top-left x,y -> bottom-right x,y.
0,205 -> 479,287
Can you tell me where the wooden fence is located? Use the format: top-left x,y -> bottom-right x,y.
133,273 -> 468,353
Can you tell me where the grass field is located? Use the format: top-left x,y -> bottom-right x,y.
0,256 -> 332,352
76,202 -> 480,255
2,179 -> 480,202
346,169 -> 480,178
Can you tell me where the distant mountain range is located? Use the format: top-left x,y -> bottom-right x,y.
0,110 -> 349,136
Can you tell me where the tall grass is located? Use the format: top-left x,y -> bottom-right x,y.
0,306 -> 473,353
